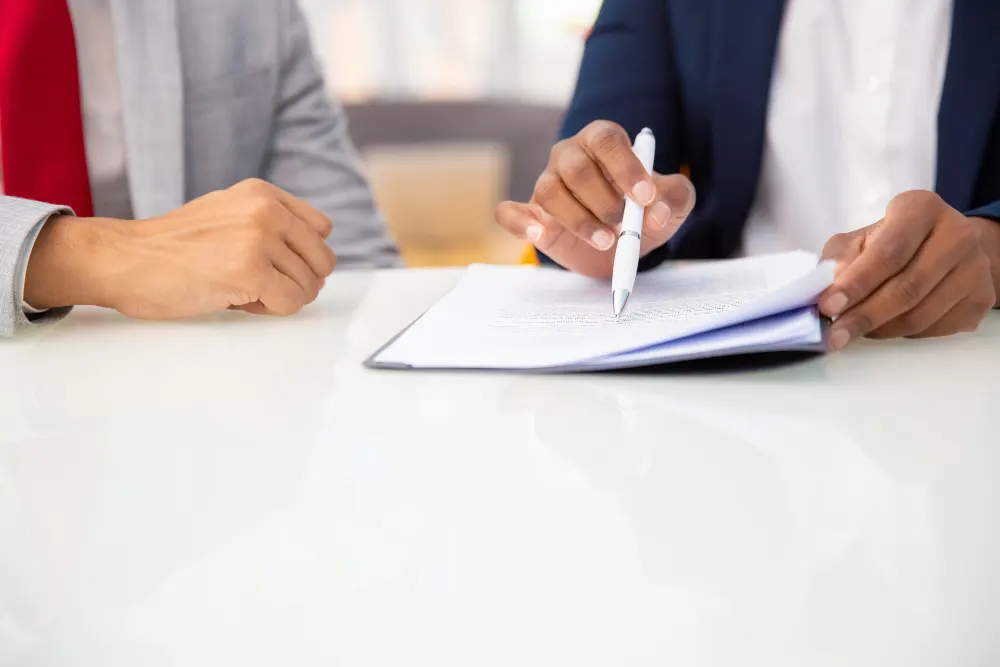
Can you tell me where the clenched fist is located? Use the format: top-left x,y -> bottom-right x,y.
25,178 -> 338,318
496,120 -> 696,278
819,190 -> 999,349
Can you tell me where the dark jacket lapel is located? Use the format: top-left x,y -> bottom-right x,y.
936,0 -> 1000,210
709,0 -> 787,250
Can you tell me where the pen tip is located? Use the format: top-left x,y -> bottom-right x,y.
612,289 -> 630,321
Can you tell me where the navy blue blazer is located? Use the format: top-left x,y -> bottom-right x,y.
551,0 -> 1000,269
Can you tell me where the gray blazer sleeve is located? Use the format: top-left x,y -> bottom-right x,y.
0,197 -> 73,337
264,1 -> 402,269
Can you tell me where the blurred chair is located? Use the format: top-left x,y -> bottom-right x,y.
344,100 -> 562,266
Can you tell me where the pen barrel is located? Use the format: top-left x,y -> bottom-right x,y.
633,128 -> 656,175
621,128 -> 656,237
611,236 -> 641,293
620,197 -> 646,236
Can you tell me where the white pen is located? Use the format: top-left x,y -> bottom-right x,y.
612,127 -> 656,320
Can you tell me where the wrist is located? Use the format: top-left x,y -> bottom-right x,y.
971,216 -> 1000,306
23,216 -> 134,310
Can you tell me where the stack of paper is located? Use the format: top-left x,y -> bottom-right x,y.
367,251 -> 836,372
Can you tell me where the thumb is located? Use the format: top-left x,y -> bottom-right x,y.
641,173 -> 696,251
818,228 -> 870,319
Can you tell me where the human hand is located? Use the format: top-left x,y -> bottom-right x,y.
25,179 -> 337,318
495,120 -> 696,278
819,191 -> 998,350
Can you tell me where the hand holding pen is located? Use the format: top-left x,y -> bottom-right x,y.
495,120 -> 696,280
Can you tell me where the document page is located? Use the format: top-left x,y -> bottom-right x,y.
372,251 -> 834,370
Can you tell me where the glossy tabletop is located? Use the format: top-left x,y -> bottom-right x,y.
2,267 -> 999,666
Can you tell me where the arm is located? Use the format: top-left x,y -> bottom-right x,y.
264,0 -> 401,269
0,196 -> 75,337
538,0 -> 685,270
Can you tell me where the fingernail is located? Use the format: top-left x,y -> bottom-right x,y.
592,228 -> 615,250
526,224 -> 543,243
823,292 -> 849,317
631,181 -> 655,206
830,328 -> 851,352
651,202 -> 671,228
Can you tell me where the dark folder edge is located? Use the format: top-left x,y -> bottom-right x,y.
363,309 -> 831,374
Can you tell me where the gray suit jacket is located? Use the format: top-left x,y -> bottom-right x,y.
0,0 -> 400,336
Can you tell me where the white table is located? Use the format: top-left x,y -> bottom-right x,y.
2,267 -> 999,666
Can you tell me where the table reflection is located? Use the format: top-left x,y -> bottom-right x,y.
0,281 -> 372,665
497,361 -> 1000,665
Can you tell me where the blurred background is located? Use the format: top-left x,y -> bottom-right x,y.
298,0 -> 603,267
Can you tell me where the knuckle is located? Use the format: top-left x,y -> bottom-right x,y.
890,189 -> 937,214
600,202 -> 625,227
562,214 -> 590,233
239,177 -> 271,196
960,306 -> 988,333
584,120 -> 619,143
851,312 -> 876,337
892,272 -> 925,307
558,151 -> 595,186
894,311 -> 926,337
246,196 -> 280,224
974,287 -> 996,313
549,138 -> 571,163
916,190 -> 944,210
876,239 -> 912,273
905,190 -> 937,208
954,217 -> 982,248
590,124 -> 631,163
887,190 -> 944,231
313,212 -> 333,236
534,173 -> 563,206
821,232 -> 851,258
590,123 -> 622,150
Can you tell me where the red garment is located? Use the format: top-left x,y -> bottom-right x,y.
0,0 -> 93,216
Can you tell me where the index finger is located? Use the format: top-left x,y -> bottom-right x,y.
243,179 -> 334,238
274,192 -> 333,239
829,203 -> 936,312
578,121 -> 657,207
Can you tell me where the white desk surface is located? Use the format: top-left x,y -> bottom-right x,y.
1,266 -> 999,666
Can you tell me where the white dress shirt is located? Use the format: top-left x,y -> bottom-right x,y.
1,0 -> 129,313
743,0 -> 954,256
